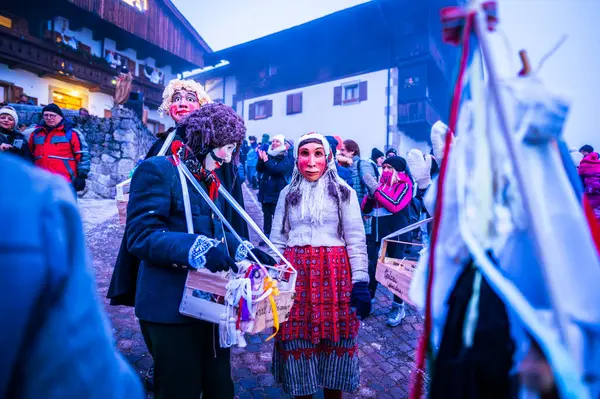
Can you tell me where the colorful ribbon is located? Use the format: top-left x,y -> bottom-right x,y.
441,1 -> 497,46
263,275 -> 281,341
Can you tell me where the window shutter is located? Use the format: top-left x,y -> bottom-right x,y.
359,81 -> 368,101
266,100 -> 273,117
333,86 -> 342,106
249,103 -> 256,120
295,92 -> 303,113
286,94 -> 293,115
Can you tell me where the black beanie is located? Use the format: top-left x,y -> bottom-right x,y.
371,148 -> 385,162
42,103 -> 64,117
386,148 -> 398,157
383,156 -> 407,172
325,136 -> 339,157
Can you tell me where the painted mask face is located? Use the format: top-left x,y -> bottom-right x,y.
213,143 -> 237,164
169,89 -> 200,123
297,142 -> 328,182
0,114 -> 15,130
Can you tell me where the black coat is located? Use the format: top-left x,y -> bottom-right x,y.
256,152 -> 292,204
124,156 -> 241,323
0,128 -> 33,162
107,130 -> 249,307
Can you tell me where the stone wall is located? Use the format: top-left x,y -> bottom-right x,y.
12,104 -> 155,199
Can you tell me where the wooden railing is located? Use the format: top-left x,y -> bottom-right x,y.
0,28 -> 163,107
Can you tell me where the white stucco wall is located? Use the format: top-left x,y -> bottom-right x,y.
241,69 -> 390,155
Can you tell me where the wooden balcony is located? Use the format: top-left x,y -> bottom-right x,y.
397,99 -> 442,142
0,27 -> 164,107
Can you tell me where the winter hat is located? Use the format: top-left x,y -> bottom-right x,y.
382,156 -> 407,172
325,136 -> 340,157
386,148 -> 397,157
262,133 -> 270,144
42,103 -> 64,117
431,120 -> 449,160
371,148 -> 385,162
580,144 -> 594,154
294,132 -> 332,160
268,134 -> 287,156
272,134 -> 285,144
0,106 -> 18,126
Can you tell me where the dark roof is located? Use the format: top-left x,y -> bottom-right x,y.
203,0 -> 400,66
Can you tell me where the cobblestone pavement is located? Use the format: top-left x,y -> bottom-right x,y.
84,184 -> 424,399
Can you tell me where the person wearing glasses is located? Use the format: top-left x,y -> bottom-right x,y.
29,103 -> 90,195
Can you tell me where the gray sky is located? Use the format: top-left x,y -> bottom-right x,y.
172,0 -> 599,148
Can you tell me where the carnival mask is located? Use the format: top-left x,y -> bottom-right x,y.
297,142 -> 328,182
169,89 -> 201,123
211,143 -> 237,164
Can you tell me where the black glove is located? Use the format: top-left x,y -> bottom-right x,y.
73,176 -> 86,192
249,247 -> 277,266
351,282 -> 372,319
204,244 -> 239,273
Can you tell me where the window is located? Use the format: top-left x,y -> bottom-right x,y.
0,15 -> 12,29
51,89 -> 83,110
333,81 -> 368,106
286,92 -> 302,115
121,0 -> 147,12
344,84 -> 359,102
249,100 -> 272,120
255,102 -> 267,118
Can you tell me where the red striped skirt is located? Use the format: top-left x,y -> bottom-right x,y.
280,246 -> 359,344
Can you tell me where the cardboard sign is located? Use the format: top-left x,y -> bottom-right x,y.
375,258 -> 418,305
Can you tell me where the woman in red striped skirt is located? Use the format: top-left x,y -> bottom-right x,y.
270,133 -> 371,399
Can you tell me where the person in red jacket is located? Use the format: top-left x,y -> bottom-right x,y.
29,103 -> 90,193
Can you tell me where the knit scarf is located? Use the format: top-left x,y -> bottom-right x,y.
267,143 -> 286,157
172,140 -> 221,200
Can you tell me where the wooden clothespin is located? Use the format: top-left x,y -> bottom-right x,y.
518,49 -> 532,77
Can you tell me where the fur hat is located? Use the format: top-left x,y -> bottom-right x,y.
0,106 -> 18,126
42,103 -> 63,118
181,103 -> 246,160
383,156 -> 407,172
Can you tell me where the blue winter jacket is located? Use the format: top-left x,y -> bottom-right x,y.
0,155 -> 143,399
